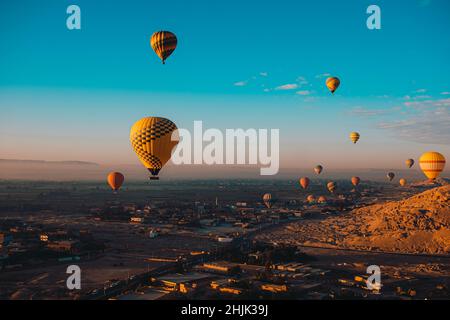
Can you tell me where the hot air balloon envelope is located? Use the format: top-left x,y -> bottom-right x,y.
327,181 -> 337,193
349,132 -> 360,144
419,152 -> 446,180
387,172 -> 395,181
405,159 -> 414,168
326,77 -> 340,94
351,176 -> 360,186
150,31 -> 177,64
262,193 -> 273,208
107,172 -> 124,191
299,177 -> 310,189
314,165 -> 323,175
130,117 -> 179,179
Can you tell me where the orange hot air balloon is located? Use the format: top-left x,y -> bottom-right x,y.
349,132 -> 360,144
405,159 -> 414,168
399,178 -> 407,186
299,177 -> 310,189
107,172 -> 124,192
419,151 -> 446,180
327,181 -> 337,193
150,31 -> 177,64
387,172 -> 395,181
306,195 -> 316,203
314,165 -> 323,175
317,195 -> 327,204
326,77 -> 340,94
351,176 -> 360,187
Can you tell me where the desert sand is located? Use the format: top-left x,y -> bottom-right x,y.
257,184 -> 450,255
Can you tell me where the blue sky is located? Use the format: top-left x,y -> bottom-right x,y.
0,0 -> 449,172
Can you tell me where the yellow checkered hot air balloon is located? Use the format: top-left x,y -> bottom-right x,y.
349,132 -> 360,144
130,117 -> 179,180
326,77 -> 340,94
150,31 -> 177,64
419,151 -> 446,181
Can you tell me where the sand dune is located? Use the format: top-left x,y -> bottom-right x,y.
258,184 -> 450,255
343,185 -> 450,254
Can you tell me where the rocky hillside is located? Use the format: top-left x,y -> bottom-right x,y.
257,185 -> 450,255
343,185 -> 450,254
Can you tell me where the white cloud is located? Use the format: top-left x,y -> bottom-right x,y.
412,95 -> 431,100
377,98 -> 450,144
259,72 -> 268,77
315,73 -> 331,79
296,76 -> 309,86
415,88 -> 427,93
296,90 -> 312,96
349,106 -> 392,117
275,84 -> 298,90
441,92 -> 450,95
234,81 -> 247,86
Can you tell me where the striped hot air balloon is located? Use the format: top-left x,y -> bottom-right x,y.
326,77 -> 340,94
317,195 -> 327,204
327,181 -> 337,193
262,193 -> 273,208
419,151 -> 446,180
399,178 -> 407,186
349,132 -> 360,144
107,172 -> 124,192
130,117 -> 179,180
150,31 -> 177,64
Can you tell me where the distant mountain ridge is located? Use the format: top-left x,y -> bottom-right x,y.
0,159 -> 99,166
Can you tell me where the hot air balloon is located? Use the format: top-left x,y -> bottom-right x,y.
317,195 -> 327,204
326,77 -> 340,94
399,178 -> 407,186
351,176 -> 360,187
387,172 -> 395,181
150,31 -> 177,64
327,181 -> 337,193
306,195 -> 316,203
405,159 -> 414,168
130,117 -> 179,180
107,172 -> 124,192
419,151 -> 446,181
262,193 -> 273,208
314,165 -> 323,175
349,132 -> 360,144
299,177 -> 310,189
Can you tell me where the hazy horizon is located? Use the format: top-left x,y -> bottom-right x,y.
0,158 -> 446,182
